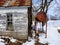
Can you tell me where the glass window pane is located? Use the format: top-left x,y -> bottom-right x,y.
6,13 -> 13,31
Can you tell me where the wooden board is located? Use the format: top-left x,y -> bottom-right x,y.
0,13 -> 7,31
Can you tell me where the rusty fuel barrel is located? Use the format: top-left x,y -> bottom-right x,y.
36,11 -> 48,22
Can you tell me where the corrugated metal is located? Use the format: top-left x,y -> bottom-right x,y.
0,0 -> 31,7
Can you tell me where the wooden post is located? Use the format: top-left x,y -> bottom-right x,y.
27,0 -> 32,38
45,19 -> 47,38
28,6 -> 32,37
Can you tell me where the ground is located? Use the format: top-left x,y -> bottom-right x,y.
0,20 -> 60,45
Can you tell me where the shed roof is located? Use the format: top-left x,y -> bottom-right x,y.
0,0 -> 31,7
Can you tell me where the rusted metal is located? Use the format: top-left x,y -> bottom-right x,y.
36,11 -> 47,22
0,0 -> 31,6
0,0 -> 6,6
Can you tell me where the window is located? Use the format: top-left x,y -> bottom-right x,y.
6,13 -> 13,31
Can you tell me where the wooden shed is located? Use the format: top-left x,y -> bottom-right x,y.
0,0 -> 32,40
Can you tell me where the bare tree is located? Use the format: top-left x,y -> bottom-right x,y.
32,0 -> 53,14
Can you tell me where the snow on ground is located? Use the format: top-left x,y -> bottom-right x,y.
0,20 -> 60,45
22,20 -> 60,45
0,42 -> 5,45
0,36 -> 18,45
47,20 -> 60,45
0,38 -> 5,45
9,37 -> 17,43
39,20 -> 60,45
22,38 -> 35,45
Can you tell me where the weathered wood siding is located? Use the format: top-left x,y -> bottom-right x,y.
0,7 -> 28,39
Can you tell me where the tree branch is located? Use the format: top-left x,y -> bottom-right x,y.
46,0 -> 53,13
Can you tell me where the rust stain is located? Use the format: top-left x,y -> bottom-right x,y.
0,0 -> 31,7
0,0 -> 6,6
